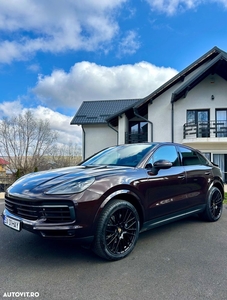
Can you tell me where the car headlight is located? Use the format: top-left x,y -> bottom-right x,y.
45,177 -> 95,195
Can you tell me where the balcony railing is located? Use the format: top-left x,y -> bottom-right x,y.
183,120 -> 227,139
125,132 -> 147,144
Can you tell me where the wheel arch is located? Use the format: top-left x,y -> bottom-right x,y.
93,190 -> 145,231
211,179 -> 224,199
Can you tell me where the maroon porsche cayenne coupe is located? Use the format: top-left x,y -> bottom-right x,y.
2,143 -> 224,260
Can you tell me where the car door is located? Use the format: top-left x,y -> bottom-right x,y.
142,145 -> 188,220
178,145 -> 213,207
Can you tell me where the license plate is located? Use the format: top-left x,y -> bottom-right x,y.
4,216 -> 21,231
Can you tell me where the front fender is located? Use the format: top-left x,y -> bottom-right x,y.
92,188 -> 144,231
206,178 -> 224,201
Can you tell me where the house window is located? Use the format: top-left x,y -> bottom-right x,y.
187,109 -> 210,137
126,121 -> 148,143
213,154 -> 227,182
216,109 -> 227,137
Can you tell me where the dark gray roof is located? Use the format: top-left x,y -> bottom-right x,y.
71,99 -> 140,125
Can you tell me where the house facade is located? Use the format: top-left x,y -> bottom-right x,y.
71,47 -> 227,182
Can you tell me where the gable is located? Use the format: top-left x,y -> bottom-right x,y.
171,52 -> 227,103
134,46 -> 226,110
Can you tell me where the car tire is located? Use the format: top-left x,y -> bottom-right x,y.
92,200 -> 140,261
200,186 -> 223,222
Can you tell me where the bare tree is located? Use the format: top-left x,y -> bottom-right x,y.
48,142 -> 82,169
0,110 -> 58,177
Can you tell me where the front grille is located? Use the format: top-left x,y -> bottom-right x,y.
5,197 -> 76,223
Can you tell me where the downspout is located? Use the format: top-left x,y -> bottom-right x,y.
107,122 -> 119,145
171,102 -> 174,142
133,108 -> 153,142
82,125 -> 85,160
171,93 -> 175,143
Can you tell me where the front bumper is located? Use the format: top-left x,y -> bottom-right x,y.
2,208 -> 94,243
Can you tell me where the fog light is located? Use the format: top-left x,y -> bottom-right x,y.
67,230 -> 75,236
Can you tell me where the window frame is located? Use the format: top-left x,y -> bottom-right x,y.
146,145 -> 180,167
177,145 -> 208,166
187,109 -> 210,138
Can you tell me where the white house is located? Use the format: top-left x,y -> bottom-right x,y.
71,46 -> 227,182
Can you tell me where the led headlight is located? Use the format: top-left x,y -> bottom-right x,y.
45,177 -> 95,195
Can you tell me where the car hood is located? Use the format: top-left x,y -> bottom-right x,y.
7,165 -> 133,197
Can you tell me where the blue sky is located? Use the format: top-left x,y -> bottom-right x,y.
0,0 -> 227,146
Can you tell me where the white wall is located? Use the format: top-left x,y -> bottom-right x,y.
118,114 -> 128,144
147,73 -> 227,145
83,124 -> 117,159
174,74 -> 227,143
146,65 -> 209,142
147,84 -> 179,142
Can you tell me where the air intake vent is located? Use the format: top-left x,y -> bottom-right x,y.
5,197 -> 76,223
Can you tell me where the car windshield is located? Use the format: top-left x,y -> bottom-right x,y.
82,144 -> 156,167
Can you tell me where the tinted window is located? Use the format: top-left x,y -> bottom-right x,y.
197,152 -> 210,165
179,146 -> 201,166
202,152 -> 211,161
82,144 -> 156,167
148,145 -> 180,166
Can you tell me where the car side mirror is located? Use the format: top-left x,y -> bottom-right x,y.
153,159 -> 173,169
145,163 -> 153,169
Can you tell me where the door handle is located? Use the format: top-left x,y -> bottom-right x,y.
178,174 -> 185,179
205,172 -> 211,175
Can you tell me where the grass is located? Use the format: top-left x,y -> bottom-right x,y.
224,192 -> 227,204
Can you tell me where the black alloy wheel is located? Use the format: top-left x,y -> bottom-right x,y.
93,200 -> 140,260
201,187 -> 223,222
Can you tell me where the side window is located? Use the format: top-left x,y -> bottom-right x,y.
148,145 -> 180,166
179,146 -> 201,166
197,152 -> 210,166
202,152 -> 211,161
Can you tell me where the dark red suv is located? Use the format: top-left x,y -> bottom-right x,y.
2,143 -> 224,260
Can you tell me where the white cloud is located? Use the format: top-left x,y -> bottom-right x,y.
32,61 -> 178,109
0,0 -> 127,63
145,0 -> 227,15
29,106 -> 82,146
28,61 -> 177,148
0,60 -> 178,149
0,101 -> 81,146
117,30 -> 141,56
213,0 -> 227,7
27,63 -> 40,72
145,0 -> 200,15
1,0 -> 227,63
0,100 -> 23,118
